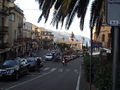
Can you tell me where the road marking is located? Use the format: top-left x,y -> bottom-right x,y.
43,67 -> 50,71
76,65 -> 81,90
58,68 -> 63,72
50,68 -> 57,72
74,69 -> 79,74
66,69 -> 70,72
5,69 -> 56,90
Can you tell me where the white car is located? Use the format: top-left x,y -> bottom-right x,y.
45,53 -> 53,61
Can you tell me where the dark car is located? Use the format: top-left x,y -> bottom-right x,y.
0,59 -> 29,80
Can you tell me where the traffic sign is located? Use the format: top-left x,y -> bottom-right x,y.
106,0 -> 120,26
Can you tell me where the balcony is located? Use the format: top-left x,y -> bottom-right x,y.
0,7 -> 9,15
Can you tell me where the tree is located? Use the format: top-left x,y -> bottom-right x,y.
35,0 -> 105,35
56,43 -> 70,52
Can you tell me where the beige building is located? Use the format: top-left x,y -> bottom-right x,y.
31,25 -> 54,49
0,0 -> 15,61
56,32 -> 83,51
93,25 -> 111,48
23,22 -> 32,39
40,30 -> 54,49
8,5 -> 24,47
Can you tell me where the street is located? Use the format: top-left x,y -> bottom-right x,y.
0,57 -> 85,90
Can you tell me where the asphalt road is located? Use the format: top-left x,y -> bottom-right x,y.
0,57 -> 86,90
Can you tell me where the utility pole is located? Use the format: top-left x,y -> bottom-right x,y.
112,27 -> 120,90
89,28 -> 93,90
106,0 -> 120,89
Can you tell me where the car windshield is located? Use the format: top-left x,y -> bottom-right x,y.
3,60 -> 17,66
46,54 -> 52,56
26,58 -> 36,62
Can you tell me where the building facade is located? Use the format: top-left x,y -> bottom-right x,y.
0,0 -> 15,61
93,25 -> 111,49
8,5 -> 25,58
40,30 -> 54,49
56,32 -> 83,51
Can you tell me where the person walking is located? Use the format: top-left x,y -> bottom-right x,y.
36,58 -> 41,72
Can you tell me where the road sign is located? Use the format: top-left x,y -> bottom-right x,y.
106,0 -> 120,26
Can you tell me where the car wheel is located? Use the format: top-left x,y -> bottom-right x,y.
26,68 -> 29,75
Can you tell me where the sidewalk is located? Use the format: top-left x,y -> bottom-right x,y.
79,62 -> 89,90
79,62 -> 97,90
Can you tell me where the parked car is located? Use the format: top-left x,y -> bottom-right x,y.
45,53 -> 53,61
0,59 -> 29,80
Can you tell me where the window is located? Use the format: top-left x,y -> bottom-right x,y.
9,13 -> 15,21
102,34 -> 105,42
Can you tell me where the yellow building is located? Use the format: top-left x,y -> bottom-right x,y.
93,25 -> 111,48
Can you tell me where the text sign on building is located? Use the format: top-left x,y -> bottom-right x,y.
107,0 -> 120,26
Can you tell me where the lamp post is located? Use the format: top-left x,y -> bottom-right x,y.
90,28 -> 93,90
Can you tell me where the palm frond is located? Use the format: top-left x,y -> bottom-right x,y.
36,0 -> 105,34
90,0 -> 104,35
36,0 -> 56,23
79,0 -> 89,30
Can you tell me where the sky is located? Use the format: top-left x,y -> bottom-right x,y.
15,0 -> 92,39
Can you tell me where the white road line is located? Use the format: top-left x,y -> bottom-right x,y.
43,67 -> 50,71
58,68 -> 63,72
76,65 -> 81,90
5,69 -> 56,90
50,68 -> 57,72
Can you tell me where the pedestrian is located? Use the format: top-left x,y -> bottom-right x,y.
62,57 -> 68,66
36,58 -> 41,72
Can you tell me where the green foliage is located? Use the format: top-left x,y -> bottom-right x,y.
83,54 -> 112,90
56,43 -> 70,51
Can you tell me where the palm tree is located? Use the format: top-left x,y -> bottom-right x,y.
35,0 -> 105,35
35,0 -> 115,90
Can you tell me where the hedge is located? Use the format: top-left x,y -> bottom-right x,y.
83,53 -> 112,90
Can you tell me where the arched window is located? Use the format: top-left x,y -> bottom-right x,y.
102,34 -> 105,42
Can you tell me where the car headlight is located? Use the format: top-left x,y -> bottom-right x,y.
7,70 -> 14,74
